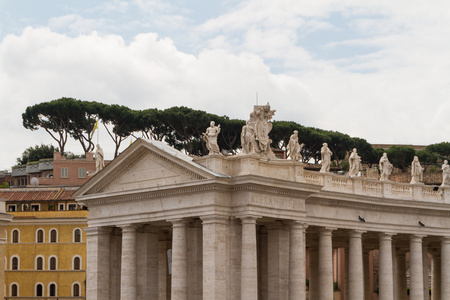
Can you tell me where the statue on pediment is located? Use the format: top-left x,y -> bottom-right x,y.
348,148 -> 361,177
442,160 -> 450,186
379,152 -> 393,181
410,155 -> 423,184
320,143 -> 332,173
287,130 -> 304,161
95,144 -> 105,172
203,121 -> 221,155
240,103 -> 276,158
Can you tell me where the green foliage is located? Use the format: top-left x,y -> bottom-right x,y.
16,144 -> 59,165
0,182 -> 9,188
426,142 -> 450,160
387,146 -> 416,171
416,150 -> 438,171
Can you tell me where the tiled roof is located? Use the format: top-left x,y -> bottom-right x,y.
0,187 -> 77,202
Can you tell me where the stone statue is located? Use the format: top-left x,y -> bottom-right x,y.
379,152 -> 393,181
95,144 -> 105,172
240,103 -> 276,158
320,143 -> 333,173
442,160 -> 450,186
203,121 -> 221,155
410,156 -> 424,184
287,130 -> 304,161
348,148 -> 361,177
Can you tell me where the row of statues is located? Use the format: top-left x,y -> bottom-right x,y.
201,103 -> 449,186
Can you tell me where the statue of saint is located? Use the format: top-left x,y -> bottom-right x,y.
379,152 -> 393,181
203,121 -> 221,155
320,143 -> 333,173
95,144 -> 105,172
348,148 -> 361,177
287,130 -> 303,161
442,160 -> 450,186
240,103 -> 276,158
410,156 -> 424,184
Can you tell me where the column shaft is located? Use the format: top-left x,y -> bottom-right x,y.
423,244 -> 429,300
441,237 -> 450,298
396,252 -> 407,300
202,215 -> 228,299
379,233 -> 394,300
85,226 -> 111,300
363,250 -> 371,300
309,247 -> 319,300
268,221 -> 289,300
348,230 -> 364,300
171,219 -> 188,300
410,235 -> 424,300
289,222 -> 307,300
241,216 -> 258,300
120,225 -> 138,300
432,254 -> 441,300
318,228 -> 334,300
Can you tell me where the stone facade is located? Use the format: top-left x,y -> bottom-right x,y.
74,139 -> 450,300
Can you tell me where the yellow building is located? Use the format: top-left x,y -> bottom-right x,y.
1,187 -> 87,299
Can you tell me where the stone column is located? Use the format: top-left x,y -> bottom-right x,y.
379,233 -> 394,300
268,221 -> 289,300
241,216 -> 259,300
409,235 -> 424,300
309,246 -> 319,300
441,237 -> 450,298
110,228 -> 122,300
136,225 -> 159,300
258,226 -> 268,300
201,215 -> 229,299
158,231 -> 171,300
422,243 -> 429,300
363,249 -> 371,300
348,230 -> 364,300
229,218 -> 242,300
120,224 -> 138,300
187,219 -> 202,300
85,226 -> 112,300
432,253 -> 441,300
318,228 -> 334,300
289,222 -> 307,300
170,219 -> 188,300
396,251 -> 407,300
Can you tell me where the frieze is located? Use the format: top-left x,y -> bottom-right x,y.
306,197 -> 450,217
250,194 -> 303,210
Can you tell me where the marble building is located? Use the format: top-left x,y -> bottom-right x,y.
73,135 -> 450,300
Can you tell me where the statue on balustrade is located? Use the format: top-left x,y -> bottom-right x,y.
203,121 -> 221,155
320,143 -> 333,172
287,130 -> 304,162
442,160 -> 450,186
95,144 -> 105,172
410,156 -> 424,184
348,148 -> 361,177
379,152 -> 393,181
240,103 -> 276,158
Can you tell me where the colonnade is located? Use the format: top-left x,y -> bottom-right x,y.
84,218 -> 450,300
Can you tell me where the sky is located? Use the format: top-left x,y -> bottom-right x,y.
1,0 -> 450,169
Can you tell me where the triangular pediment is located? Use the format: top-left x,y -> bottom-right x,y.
74,139 -> 227,197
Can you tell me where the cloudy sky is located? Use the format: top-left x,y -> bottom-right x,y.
1,0 -> 450,169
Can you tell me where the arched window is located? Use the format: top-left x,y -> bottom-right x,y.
73,228 -> 82,242
10,283 -> 18,297
11,256 -> 19,270
36,256 -> 44,270
48,283 -> 57,297
36,229 -> 44,243
50,229 -> 57,243
11,229 -> 19,243
49,256 -> 57,270
35,283 -> 43,297
72,282 -> 80,297
73,256 -> 81,270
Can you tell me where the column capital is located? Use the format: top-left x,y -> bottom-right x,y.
168,218 -> 189,227
379,232 -> 395,241
319,227 -> 336,235
442,236 -> 450,244
238,215 -> 260,225
287,220 -> 308,230
119,224 -> 139,233
200,214 -> 229,225
84,226 -> 113,236
349,229 -> 366,238
410,234 -> 426,243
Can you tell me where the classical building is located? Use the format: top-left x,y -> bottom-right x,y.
1,187 -> 87,298
73,137 -> 450,300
